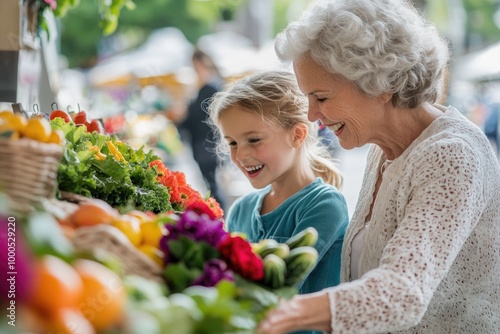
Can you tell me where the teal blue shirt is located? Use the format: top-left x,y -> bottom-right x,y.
226,178 -> 348,293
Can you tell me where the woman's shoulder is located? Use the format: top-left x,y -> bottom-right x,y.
402,107 -> 489,166
424,106 -> 486,144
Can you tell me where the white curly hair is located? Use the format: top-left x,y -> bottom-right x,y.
275,0 -> 450,109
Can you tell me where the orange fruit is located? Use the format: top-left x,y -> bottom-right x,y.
17,305 -> 47,333
59,216 -> 76,240
70,199 -> 118,227
45,308 -> 95,334
0,110 -> 12,116
0,111 -> 27,131
73,259 -> 126,331
21,117 -> 52,142
140,221 -> 167,247
0,119 -> 19,139
29,255 -> 83,313
111,215 -> 142,246
138,244 -> 165,267
60,223 -> 77,240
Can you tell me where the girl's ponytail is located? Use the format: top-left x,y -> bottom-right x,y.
305,134 -> 343,189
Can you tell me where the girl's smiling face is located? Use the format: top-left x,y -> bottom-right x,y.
219,107 -> 300,189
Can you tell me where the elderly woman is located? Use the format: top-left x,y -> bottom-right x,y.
258,0 -> 500,333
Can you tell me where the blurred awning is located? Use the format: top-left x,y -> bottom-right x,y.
197,31 -> 282,78
453,42 -> 500,82
88,29 -> 283,91
88,27 -> 193,88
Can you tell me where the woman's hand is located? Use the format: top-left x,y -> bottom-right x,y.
258,291 -> 332,334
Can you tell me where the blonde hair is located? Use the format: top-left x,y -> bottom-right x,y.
208,70 -> 343,189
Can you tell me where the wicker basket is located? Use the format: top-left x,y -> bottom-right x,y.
59,191 -> 94,205
73,224 -> 164,283
0,138 -> 63,213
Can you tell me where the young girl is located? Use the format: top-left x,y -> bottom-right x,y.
208,71 -> 349,299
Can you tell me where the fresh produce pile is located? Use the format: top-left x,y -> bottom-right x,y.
122,211 -> 320,332
50,111 -> 223,216
0,108 -> 322,334
0,110 -> 64,144
252,227 -> 319,289
61,198 -> 169,268
0,199 -> 320,334
0,210 -> 128,334
51,116 -> 171,213
60,197 -> 318,296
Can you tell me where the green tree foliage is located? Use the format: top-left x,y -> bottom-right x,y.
61,0 -> 500,69
463,0 -> 500,45
273,0 -> 316,36
59,0 -> 241,68
59,1 -> 102,68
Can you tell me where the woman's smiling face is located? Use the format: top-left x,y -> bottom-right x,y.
219,107 -> 299,189
293,55 -> 382,150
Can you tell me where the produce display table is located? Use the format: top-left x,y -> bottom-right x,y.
0,110 -> 320,334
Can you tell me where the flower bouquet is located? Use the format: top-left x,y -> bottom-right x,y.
160,207 -> 264,293
151,205 -> 320,333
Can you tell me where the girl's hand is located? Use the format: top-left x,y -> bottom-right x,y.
258,292 -> 332,334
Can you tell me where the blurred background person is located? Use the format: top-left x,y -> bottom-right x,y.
484,104 -> 499,156
317,120 -> 342,160
170,47 -> 227,210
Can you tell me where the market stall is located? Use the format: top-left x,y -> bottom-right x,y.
0,2 -> 325,332
0,109 -> 321,334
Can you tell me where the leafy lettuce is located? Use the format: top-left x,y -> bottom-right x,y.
51,118 -> 171,213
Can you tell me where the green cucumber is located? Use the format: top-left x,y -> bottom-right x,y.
260,242 -> 290,259
285,227 -> 319,249
262,254 -> 287,289
271,243 -> 290,259
284,246 -> 318,287
252,239 -> 279,258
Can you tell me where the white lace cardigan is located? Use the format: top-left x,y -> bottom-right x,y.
326,106 -> 500,333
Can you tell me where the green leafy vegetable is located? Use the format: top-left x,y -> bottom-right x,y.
51,118 -> 172,213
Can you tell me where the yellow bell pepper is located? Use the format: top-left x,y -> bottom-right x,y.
107,140 -> 127,163
86,142 -> 106,160
89,145 -> 107,161
0,119 -> 19,139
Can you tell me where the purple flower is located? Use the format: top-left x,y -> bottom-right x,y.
163,210 -> 228,246
159,209 -> 230,266
177,210 -> 206,239
182,210 -> 228,247
192,259 -> 234,287
202,220 -> 227,247
159,224 -> 178,252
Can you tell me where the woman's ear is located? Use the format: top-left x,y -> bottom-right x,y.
377,92 -> 393,105
290,123 -> 308,148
